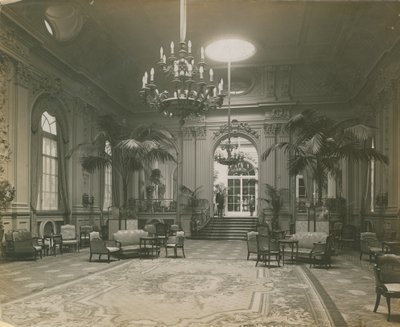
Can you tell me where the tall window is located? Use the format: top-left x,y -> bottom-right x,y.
40,111 -> 58,210
296,175 -> 307,199
103,141 -> 112,210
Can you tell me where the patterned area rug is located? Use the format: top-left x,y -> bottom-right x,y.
2,259 -> 337,327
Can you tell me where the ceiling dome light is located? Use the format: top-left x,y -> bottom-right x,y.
44,5 -> 83,42
205,38 -> 255,63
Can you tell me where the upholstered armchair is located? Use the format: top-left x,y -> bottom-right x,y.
360,232 -> 382,261
165,231 -> 185,258
89,231 -> 120,263
60,224 -> 79,253
256,233 -> 281,268
5,230 -> 42,260
246,231 -> 258,260
373,254 -> 400,321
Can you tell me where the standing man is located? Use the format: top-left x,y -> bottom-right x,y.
249,195 -> 255,216
216,190 -> 225,219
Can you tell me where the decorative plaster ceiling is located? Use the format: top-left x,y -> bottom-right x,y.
3,0 -> 400,112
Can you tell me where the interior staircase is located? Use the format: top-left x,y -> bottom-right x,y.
190,216 -> 258,240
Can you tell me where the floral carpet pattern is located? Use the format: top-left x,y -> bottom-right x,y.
2,258 -> 334,327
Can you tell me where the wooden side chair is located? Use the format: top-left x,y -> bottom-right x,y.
60,224 -> 79,253
246,231 -> 258,260
309,236 -> 332,269
165,231 -> 185,258
360,232 -> 382,261
255,233 -> 281,268
373,254 -> 400,321
89,231 -> 120,263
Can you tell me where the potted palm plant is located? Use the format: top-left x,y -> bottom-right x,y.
76,115 -> 176,228
260,183 -> 288,232
262,109 -> 388,227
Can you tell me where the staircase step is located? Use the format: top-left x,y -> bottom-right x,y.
192,217 -> 257,241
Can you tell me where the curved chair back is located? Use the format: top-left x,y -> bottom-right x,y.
61,224 -> 77,240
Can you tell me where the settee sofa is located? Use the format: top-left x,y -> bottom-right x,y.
113,229 -> 148,257
287,232 -> 329,258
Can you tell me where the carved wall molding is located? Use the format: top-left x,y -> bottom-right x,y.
0,23 -> 29,60
15,61 -> 31,88
0,55 -> 13,180
182,126 -> 207,139
263,123 -> 287,137
31,71 -> 63,98
213,121 -> 260,140
270,107 -> 291,120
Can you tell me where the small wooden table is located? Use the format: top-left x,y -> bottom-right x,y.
139,236 -> 159,259
43,234 -> 62,256
279,239 -> 299,265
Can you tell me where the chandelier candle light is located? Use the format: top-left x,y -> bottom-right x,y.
140,0 -> 224,123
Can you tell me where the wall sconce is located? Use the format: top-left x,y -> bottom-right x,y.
82,193 -> 94,208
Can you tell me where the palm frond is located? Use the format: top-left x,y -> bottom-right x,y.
304,133 -> 323,154
261,142 -> 291,160
131,124 -> 176,148
345,124 -> 376,141
80,155 -> 111,173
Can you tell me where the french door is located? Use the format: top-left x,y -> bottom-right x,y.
227,177 -> 257,215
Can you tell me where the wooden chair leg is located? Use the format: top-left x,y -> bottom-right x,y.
89,253 -> 92,262
386,297 -> 391,321
182,247 -> 185,258
374,292 -> 381,312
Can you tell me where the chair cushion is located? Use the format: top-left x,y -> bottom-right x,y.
385,283 -> 400,292
106,246 -> 120,253
63,239 -> 78,245
121,244 -> 141,251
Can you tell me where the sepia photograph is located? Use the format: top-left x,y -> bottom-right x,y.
0,0 -> 399,326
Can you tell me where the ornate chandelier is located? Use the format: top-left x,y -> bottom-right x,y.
139,0 -> 224,123
214,138 -> 244,166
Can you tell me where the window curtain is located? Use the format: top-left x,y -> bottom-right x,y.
111,168 -> 120,208
56,120 -> 70,223
30,124 -> 42,235
31,95 -> 70,226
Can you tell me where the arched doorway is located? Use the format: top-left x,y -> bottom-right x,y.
214,136 -> 258,217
